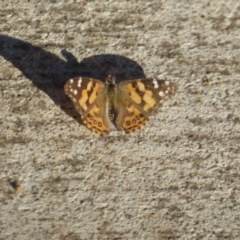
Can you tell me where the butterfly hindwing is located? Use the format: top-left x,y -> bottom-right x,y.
114,98 -> 149,133
114,79 -> 178,133
64,77 -> 111,134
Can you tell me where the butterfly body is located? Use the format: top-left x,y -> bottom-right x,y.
64,74 -> 177,134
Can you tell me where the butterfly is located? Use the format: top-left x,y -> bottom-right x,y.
64,71 -> 177,134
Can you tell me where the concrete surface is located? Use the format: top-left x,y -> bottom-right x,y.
1,0 -> 240,239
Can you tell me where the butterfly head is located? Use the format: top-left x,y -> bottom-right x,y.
106,74 -> 116,85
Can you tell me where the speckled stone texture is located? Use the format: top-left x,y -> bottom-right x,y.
1,0 -> 240,239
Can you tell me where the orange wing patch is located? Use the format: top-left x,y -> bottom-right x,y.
126,82 -> 157,113
78,81 -> 101,111
122,105 -> 148,133
83,105 -> 110,134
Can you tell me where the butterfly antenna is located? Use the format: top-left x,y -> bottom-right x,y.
91,56 -> 126,77
91,56 -> 109,76
115,58 -> 126,75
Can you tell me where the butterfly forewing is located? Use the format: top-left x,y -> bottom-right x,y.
64,77 -> 111,134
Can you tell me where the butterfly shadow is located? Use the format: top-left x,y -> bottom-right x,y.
0,35 -> 146,126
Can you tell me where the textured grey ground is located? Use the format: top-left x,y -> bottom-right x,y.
1,0 -> 240,239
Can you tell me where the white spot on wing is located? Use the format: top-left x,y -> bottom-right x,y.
70,79 -> 74,84
77,77 -> 82,87
159,91 -> 165,97
153,79 -> 159,88
73,90 -> 78,95
165,81 -> 170,86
